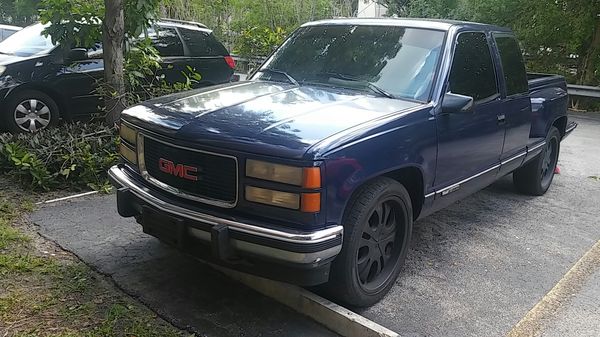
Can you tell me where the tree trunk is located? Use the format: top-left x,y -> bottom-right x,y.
579,20 -> 600,85
103,0 -> 126,126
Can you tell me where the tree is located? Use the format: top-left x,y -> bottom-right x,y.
40,0 -> 160,125
103,0 -> 125,126
383,0 -> 600,85
0,0 -> 40,26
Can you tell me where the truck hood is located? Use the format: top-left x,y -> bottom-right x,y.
123,81 -> 424,159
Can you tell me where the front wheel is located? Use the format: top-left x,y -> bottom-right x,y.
2,90 -> 59,133
325,177 -> 413,307
513,126 -> 561,196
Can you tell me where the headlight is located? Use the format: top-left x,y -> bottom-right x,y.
120,122 -> 137,146
245,186 -> 300,209
119,143 -> 137,164
246,159 -> 321,188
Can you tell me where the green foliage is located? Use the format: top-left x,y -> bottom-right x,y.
39,0 -> 160,49
97,39 -> 202,108
38,0 -> 103,49
162,0 -> 355,53
383,0 -> 600,86
0,0 -> 40,26
0,123 -> 119,191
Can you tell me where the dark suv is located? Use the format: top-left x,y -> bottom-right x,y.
0,19 -> 235,132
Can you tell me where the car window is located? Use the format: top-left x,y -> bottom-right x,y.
0,23 -> 55,57
257,25 -> 445,102
178,28 -> 228,56
148,26 -> 183,57
494,35 -> 528,96
449,32 -> 499,102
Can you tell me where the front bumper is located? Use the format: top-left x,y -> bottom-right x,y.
108,165 -> 343,285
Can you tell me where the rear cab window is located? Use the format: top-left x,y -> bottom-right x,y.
493,34 -> 528,96
178,28 -> 229,57
448,32 -> 499,103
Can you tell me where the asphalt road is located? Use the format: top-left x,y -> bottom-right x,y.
359,112 -> 600,336
32,112 -> 600,336
31,200 -> 336,336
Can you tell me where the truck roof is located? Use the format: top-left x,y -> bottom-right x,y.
302,17 -> 513,33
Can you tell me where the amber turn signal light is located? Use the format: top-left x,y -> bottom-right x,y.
302,167 -> 321,189
301,193 -> 321,213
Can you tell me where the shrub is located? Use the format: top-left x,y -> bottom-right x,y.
0,122 -> 119,191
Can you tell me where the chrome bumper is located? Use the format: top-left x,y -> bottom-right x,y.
108,165 -> 343,265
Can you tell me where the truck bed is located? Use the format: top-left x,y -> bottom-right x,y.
528,72 -> 568,93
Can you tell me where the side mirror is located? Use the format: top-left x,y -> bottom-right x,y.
66,48 -> 88,62
441,92 -> 474,114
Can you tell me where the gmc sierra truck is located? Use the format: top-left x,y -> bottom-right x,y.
109,18 -> 577,307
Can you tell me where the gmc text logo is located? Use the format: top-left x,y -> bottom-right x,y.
158,158 -> 199,181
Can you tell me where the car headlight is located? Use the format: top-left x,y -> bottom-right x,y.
246,159 -> 321,188
120,122 -> 138,146
119,143 -> 137,164
245,186 -> 300,209
119,123 -> 138,165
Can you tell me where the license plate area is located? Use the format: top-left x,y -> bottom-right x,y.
141,207 -> 186,248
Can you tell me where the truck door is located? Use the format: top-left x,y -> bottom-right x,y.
433,31 -> 504,206
492,33 -> 532,175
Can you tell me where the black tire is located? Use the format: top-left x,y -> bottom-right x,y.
326,177 -> 413,307
2,89 -> 59,133
513,126 -> 561,196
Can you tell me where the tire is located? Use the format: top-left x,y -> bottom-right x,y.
326,177 -> 413,307
513,126 -> 561,196
2,90 -> 59,133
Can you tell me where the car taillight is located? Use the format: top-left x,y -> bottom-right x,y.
224,56 -> 236,69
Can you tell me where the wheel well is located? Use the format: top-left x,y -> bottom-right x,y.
383,167 -> 424,220
5,84 -> 70,121
553,116 -> 567,139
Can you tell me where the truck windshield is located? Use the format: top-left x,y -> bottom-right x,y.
256,25 -> 445,102
0,23 -> 55,57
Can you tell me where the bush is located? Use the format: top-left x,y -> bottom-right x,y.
0,122 -> 119,191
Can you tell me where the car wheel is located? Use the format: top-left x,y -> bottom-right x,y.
326,177 -> 413,307
513,126 -> 561,196
3,90 -> 59,133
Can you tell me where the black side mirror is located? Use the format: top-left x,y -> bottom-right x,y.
441,92 -> 474,114
66,48 -> 88,62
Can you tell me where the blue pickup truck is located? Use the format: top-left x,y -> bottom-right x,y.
109,18 -> 577,307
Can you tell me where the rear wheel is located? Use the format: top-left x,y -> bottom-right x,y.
326,177 -> 412,307
3,90 -> 59,133
513,126 -> 561,196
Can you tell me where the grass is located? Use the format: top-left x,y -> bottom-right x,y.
0,191 -> 189,337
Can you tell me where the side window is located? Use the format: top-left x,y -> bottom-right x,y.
449,32 -> 499,102
494,35 -> 528,96
178,28 -> 228,56
149,26 -> 184,57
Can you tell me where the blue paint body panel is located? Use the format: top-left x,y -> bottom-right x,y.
120,19 -> 570,232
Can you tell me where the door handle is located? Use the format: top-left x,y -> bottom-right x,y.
497,114 -> 506,125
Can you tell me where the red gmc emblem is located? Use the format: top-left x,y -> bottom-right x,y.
158,158 -> 198,181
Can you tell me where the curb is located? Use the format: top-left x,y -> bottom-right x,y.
211,264 -> 399,337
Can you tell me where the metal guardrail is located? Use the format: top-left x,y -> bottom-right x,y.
567,85 -> 600,98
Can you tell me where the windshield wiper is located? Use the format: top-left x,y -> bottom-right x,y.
259,68 -> 299,86
318,72 -> 396,99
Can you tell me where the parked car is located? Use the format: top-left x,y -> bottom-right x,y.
109,18 -> 577,307
0,19 -> 235,133
0,24 -> 21,42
